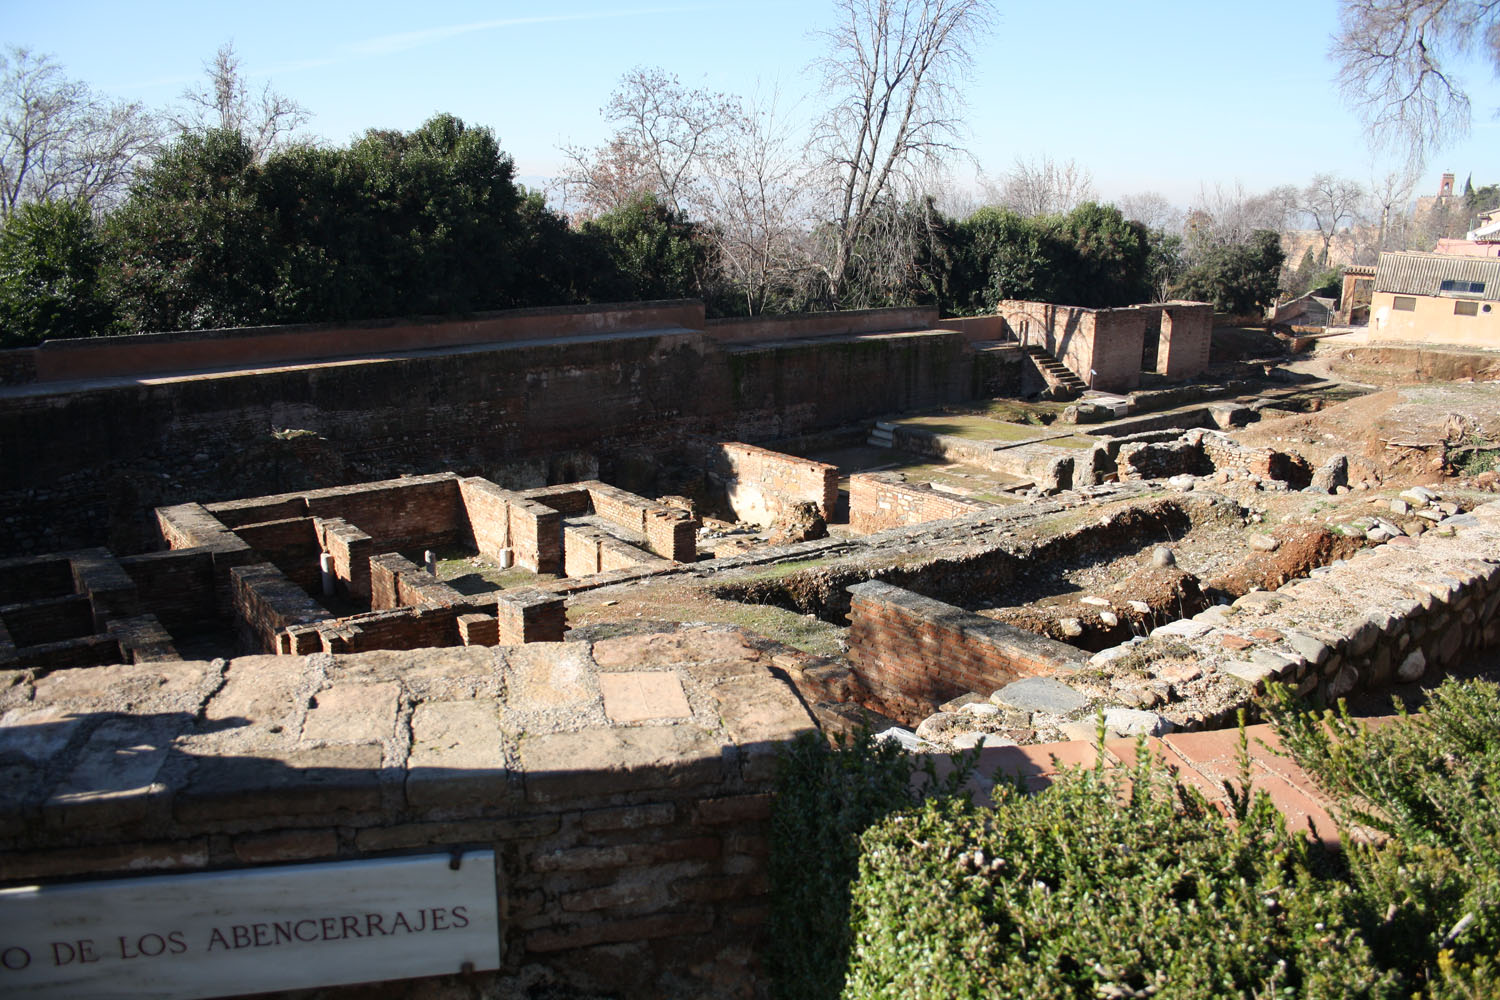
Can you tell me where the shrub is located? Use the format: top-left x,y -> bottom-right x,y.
1267,679 -> 1500,996
768,730 -> 974,1000
840,736 -> 1393,999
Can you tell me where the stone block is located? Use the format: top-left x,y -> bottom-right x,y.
991,676 -> 1088,715
599,671 -> 692,724
405,699 -> 511,812
302,681 -> 400,744
519,725 -> 724,804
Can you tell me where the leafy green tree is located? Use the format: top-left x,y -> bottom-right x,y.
583,192 -> 714,301
1173,229 -> 1285,315
104,129 -> 280,332
0,198 -> 114,345
1049,201 -> 1151,306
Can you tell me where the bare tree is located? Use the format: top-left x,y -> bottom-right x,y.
1188,181 -> 1299,254
559,67 -> 741,220
0,46 -> 160,219
700,90 -> 815,314
1301,173 -> 1365,265
809,0 -> 994,306
171,42 -> 308,161
1333,0 -> 1500,167
1366,167 -> 1418,256
990,156 -> 1096,217
1115,190 -> 1183,233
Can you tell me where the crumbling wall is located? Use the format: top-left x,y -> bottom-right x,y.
848,472 -> 991,533
846,580 -> 1088,724
695,442 -> 839,526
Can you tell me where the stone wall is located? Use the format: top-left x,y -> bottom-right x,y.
848,472 -> 991,533
0,628 -> 814,999
846,580 -> 1088,724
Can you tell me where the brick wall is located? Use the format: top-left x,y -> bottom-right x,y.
230,563 -> 329,652
118,549 -> 216,631
0,634 -> 812,998
314,517 -> 373,601
25,300 -> 707,383
846,580 -> 1088,724
0,554 -> 75,604
848,472 -> 991,533
563,524 -> 606,578
999,300 -> 1149,393
206,474 -> 467,555
701,442 -> 839,526
232,517 -> 322,592
493,588 -> 567,643
1156,302 -> 1212,378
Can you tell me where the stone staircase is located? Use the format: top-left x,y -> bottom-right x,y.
867,420 -> 895,448
1023,345 -> 1087,399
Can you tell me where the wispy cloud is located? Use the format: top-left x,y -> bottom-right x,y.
348,8 -> 704,57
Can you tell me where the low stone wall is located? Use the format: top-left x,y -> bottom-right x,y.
846,580 -> 1088,725
848,472 -> 991,533
887,424 -> 1076,492
0,627 -> 814,999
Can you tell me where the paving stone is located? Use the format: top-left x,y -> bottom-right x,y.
1284,630 -> 1331,667
406,699 -> 510,811
504,642 -> 596,711
301,681 -> 399,744
1102,708 -> 1170,736
1220,659 -> 1277,688
992,676 -> 1088,715
0,706 -> 84,763
519,725 -> 724,804
45,717 -> 180,828
599,671 -> 692,724
1150,619 -> 1213,640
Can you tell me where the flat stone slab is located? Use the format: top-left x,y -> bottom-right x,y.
992,676 -> 1088,715
599,671 -> 692,724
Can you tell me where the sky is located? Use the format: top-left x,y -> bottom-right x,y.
5,0 -> 1499,211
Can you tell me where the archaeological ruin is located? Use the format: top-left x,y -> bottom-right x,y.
3,296 -> 1500,998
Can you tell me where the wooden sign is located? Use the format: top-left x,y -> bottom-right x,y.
0,850 -> 500,999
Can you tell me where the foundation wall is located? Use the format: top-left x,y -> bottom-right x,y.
0,326 -> 998,558
848,473 -> 991,533
701,442 -> 839,526
846,580 -> 1088,725
117,549 -> 217,631
230,563 -> 329,653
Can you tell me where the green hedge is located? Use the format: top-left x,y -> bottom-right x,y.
771,680 -> 1500,999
